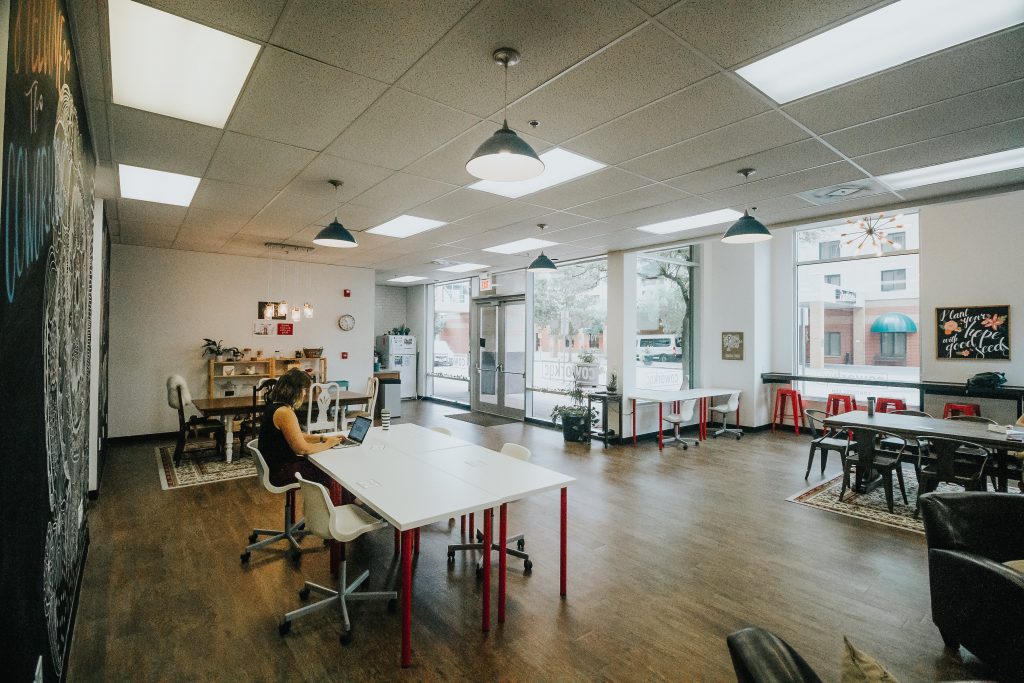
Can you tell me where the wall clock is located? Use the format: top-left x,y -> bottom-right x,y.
337,314 -> 355,331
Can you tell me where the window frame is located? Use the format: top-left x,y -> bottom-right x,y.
824,331 -> 841,357
879,331 -> 907,359
818,240 -> 840,260
880,268 -> 907,292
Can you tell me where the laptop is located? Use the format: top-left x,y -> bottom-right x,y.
332,415 -> 372,449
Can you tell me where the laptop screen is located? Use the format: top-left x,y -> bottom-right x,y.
347,415 -> 372,443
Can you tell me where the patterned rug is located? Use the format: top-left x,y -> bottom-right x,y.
155,441 -> 255,490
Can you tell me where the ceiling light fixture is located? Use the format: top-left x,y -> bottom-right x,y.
367,215 -> 447,238
118,164 -> 200,206
527,224 -> 557,272
437,262 -> 490,273
841,213 -> 904,255
636,208 -> 743,235
466,48 -> 545,182
313,180 -> 358,248
388,276 -> 428,283
877,146 -> 1024,190
483,237 -> 558,255
735,0 -> 1024,104
469,147 -> 605,198
722,169 -> 772,244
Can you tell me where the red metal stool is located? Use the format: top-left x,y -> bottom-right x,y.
943,402 -> 981,418
772,388 -> 804,435
825,393 -> 857,416
875,398 -> 907,413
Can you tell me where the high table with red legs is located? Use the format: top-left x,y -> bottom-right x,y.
311,424 -> 574,668
627,388 -> 742,448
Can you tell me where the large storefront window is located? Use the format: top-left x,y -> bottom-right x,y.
635,246 -> 696,390
528,260 -> 607,420
426,280 -> 471,404
795,212 -> 920,406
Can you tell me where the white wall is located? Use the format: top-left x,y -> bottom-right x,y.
374,285 -> 408,336
108,244 -> 376,437
405,284 -> 427,395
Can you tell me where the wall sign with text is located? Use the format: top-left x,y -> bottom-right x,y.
936,305 -> 1010,360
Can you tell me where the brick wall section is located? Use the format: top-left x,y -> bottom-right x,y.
375,285 -> 408,337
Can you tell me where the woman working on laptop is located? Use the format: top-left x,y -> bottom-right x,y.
259,368 -> 340,487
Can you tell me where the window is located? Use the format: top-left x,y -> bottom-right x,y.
425,280 -> 471,404
882,232 -> 906,252
879,332 -> 907,359
825,332 -> 841,357
635,246 -> 697,390
819,240 -> 840,260
824,274 -> 841,286
880,269 -> 906,291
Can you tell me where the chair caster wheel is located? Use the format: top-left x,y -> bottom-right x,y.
299,586 -> 310,600
388,598 -> 398,613
278,620 -> 291,636
682,445 -> 688,450
290,550 -> 301,565
523,559 -> 533,574
475,564 -> 483,580
712,433 -> 718,439
248,532 -> 258,544
736,434 -> 742,440
694,442 -> 699,447
446,552 -> 455,566
340,630 -> 353,646
517,539 -> 525,552
240,552 -> 251,564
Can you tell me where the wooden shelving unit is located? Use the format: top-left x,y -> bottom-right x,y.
207,356 -> 328,398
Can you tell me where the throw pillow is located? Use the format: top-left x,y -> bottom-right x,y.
841,637 -> 900,683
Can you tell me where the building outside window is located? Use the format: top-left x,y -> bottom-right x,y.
881,268 -> 906,291
879,331 -> 907,359
425,279 -> 471,404
882,231 -> 907,252
635,246 -> 697,390
824,331 -> 841,357
819,240 -> 840,260
824,274 -> 841,286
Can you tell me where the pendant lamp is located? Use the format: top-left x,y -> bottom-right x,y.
466,48 -> 544,182
313,180 -> 358,248
721,169 -> 772,244
527,223 -> 557,272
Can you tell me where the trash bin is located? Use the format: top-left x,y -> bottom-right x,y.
379,377 -> 402,418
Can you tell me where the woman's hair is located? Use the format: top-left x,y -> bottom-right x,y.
270,368 -> 311,408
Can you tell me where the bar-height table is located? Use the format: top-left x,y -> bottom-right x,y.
626,388 -> 741,448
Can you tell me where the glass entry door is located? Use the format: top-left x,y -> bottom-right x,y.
472,298 -> 525,420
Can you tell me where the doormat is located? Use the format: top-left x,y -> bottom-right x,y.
446,412 -> 521,427
155,442 -> 255,490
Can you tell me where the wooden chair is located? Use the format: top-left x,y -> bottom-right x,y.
344,377 -> 379,428
240,378 -> 277,445
166,375 -> 225,466
837,426 -> 909,513
803,409 -> 855,479
306,382 -> 342,433
915,437 -> 990,514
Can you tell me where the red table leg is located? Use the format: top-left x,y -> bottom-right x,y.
401,529 -> 413,668
658,401 -> 663,450
498,503 -> 507,624
560,487 -> 567,597
482,508 -> 492,632
632,399 -> 636,446
469,512 -> 474,539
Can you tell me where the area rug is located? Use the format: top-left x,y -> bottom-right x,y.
446,412 -> 521,427
155,441 -> 255,490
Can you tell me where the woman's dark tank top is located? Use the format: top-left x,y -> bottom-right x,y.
258,402 -> 298,484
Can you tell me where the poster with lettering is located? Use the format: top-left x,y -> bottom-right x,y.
936,306 -> 1010,360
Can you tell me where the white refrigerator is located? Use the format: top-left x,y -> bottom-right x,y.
377,335 -> 417,398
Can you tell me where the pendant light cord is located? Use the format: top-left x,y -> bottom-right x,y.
502,60 -> 509,126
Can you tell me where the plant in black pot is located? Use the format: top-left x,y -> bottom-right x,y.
550,379 -> 597,443
202,338 -> 240,362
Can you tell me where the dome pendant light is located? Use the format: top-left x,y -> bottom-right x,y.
313,179 -> 358,248
527,223 -> 557,272
466,48 -> 544,182
722,169 -> 772,244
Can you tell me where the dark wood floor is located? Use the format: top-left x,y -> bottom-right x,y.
69,401 -> 990,681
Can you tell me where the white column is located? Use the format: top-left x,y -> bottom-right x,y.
605,251 -> 636,437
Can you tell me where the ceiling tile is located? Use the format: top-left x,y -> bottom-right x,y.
117,198 -> 187,226
823,80 -> 1024,158
602,195 -> 720,229
784,27 -> 1024,133
667,139 -> 841,195
228,46 -> 388,150
326,89 -> 478,170
659,0 -> 880,68
397,0 -> 646,117
137,0 -> 286,40
631,0 -> 680,15
109,104 -> 222,176
191,179 -> 277,214
746,195 -> 816,219
244,187 -> 345,237
314,204 -> 398,232
544,220 -> 620,243
565,74 -> 769,165
182,207 -> 250,234
173,227 -> 229,251
410,188 -> 511,223
701,162 -> 867,206
290,154 -> 394,202
271,0 -> 476,83
571,184 -> 691,219
505,24 -> 713,143
348,173 -> 458,214
897,167 -> 1024,202
523,167 -> 648,210
620,111 -> 808,180
206,132 -> 318,189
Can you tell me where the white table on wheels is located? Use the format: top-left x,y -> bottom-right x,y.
311,423 -> 574,669
626,387 -> 742,448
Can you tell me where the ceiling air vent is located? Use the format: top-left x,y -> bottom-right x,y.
797,179 -> 889,206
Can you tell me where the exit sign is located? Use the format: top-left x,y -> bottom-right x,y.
480,274 -> 492,291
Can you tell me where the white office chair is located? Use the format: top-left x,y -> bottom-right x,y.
240,440 -> 308,565
663,399 -> 700,450
278,473 -> 397,644
710,391 -> 742,440
306,382 -> 341,433
344,377 -> 379,429
430,426 -> 452,436
447,443 -> 533,575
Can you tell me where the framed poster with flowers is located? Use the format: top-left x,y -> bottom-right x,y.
936,305 -> 1010,360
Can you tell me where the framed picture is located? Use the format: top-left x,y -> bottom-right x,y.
258,301 -> 286,320
936,305 -> 1010,360
722,332 -> 744,360
253,321 -> 274,336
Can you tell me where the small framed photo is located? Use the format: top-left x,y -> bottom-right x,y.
722,331 -> 744,360
223,366 -> 235,376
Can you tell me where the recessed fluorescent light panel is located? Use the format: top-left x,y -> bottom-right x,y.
108,0 -> 260,127
388,276 -> 428,283
469,148 -> 605,198
736,0 -> 1024,103
366,215 -> 447,238
437,262 -> 489,273
636,209 -> 743,235
877,147 -> 1024,190
483,238 -> 557,254
118,164 -> 201,206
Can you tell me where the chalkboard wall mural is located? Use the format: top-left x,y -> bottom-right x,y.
0,0 -> 96,680
936,305 -> 1010,360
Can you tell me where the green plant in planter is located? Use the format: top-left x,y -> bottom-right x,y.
202,338 -> 241,360
606,372 -> 618,393
550,380 -> 598,443
577,349 -> 596,364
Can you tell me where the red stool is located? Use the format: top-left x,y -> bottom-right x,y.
772,388 -> 804,435
825,393 -> 857,416
875,398 -> 907,413
943,402 -> 981,418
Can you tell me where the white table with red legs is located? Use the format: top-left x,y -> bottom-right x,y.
626,388 -> 742,448
311,424 -> 574,669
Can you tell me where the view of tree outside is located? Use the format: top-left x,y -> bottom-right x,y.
636,247 -> 696,390
427,279 -> 471,404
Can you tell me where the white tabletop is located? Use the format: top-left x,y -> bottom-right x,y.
627,387 -> 740,402
411,444 -> 574,501
362,423 -> 473,452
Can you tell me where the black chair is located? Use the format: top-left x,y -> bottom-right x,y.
726,627 -> 823,683
919,492 -> 1024,681
803,409 -> 855,479
915,437 -> 989,515
166,375 -> 225,467
946,415 -> 1021,491
239,378 -> 277,445
837,427 -> 908,513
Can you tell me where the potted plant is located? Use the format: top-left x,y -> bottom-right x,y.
573,349 -> 599,387
606,372 -> 618,394
550,379 -> 598,443
202,338 -> 240,362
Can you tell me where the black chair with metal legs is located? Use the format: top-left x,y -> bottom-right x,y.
837,427 -> 909,513
803,409 -> 855,479
914,437 -> 990,515
945,414 -> 1014,491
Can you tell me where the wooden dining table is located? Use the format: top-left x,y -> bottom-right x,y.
192,391 -> 370,462
824,410 -> 1023,492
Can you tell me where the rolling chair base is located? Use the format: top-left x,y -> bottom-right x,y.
447,533 -> 533,574
710,412 -> 742,440
240,493 -> 309,565
666,426 -> 699,450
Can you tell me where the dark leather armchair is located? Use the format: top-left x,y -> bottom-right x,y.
919,492 -> 1024,681
726,627 -> 822,683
